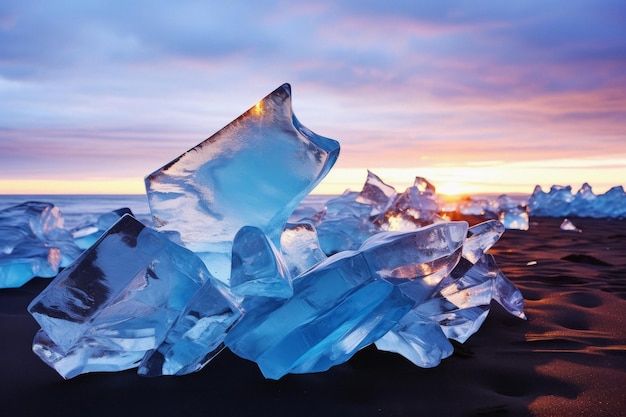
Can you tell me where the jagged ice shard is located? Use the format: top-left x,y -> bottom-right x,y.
145,83 -> 340,283
25,83 -> 527,380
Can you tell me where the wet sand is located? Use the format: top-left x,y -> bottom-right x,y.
1,217 -> 625,416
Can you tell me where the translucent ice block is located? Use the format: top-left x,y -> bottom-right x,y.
225,222 -> 468,379
28,214 -> 210,378
145,83 -> 340,283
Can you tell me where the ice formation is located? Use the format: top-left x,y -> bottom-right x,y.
560,218 -> 582,233
145,83 -> 339,283
28,214 -> 232,379
25,83 -> 528,380
0,202 -> 81,288
528,183 -> 626,219
0,203 -> 135,288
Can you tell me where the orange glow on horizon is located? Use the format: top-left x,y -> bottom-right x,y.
0,179 -> 146,195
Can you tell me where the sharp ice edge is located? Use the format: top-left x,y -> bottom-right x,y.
20,83 -> 531,379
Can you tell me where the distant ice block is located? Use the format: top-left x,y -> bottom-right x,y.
71,208 -> 134,249
145,83 -> 340,283
529,183 -> 626,218
0,202 -> 81,288
497,195 -> 529,230
28,214 -> 210,378
560,218 -> 582,233
225,222 -> 467,380
380,177 -> 442,231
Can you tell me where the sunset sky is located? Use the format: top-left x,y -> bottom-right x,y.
1,1 -> 625,196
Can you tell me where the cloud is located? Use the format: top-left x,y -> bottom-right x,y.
0,0 -> 624,194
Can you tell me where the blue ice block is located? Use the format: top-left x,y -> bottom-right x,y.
137,277 -> 242,376
145,83 -> 340,283
225,222 -> 468,379
0,202 -> 81,288
28,214 -> 210,378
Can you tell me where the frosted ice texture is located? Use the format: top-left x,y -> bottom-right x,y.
28,214 -> 214,378
145,83 -> 340,283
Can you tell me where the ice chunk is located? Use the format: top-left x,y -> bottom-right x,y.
145,84 -> 340,283
71,208 -> 134,249
138,277 -> 241,376
0,202 -> 81,288
280,222 -> 327,277
28,214 -> 209,378
375,222 -> 523,365
462,220 -> 505,264
230,226 -> 293,307
560,218 -> 582,233
378,177 -> 443,231
355,170 -> 397,216
497,195 -> 529,230
225,222 -> 467,380
374,310 -> 454,368
529,183 -> 625,218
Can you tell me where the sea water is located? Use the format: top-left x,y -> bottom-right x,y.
0,194 -> 335,230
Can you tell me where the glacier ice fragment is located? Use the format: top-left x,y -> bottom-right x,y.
145,83 -> 340,283
529,183 -> 625,218
138,277 -> 241,376
225,222 -> 468,379
28,214 -> 210,378
0,202 -> 81,288
560,218 -> 582,232
280,222 -> 327,278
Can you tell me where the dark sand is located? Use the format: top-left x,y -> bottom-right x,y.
1,217 -> 625,417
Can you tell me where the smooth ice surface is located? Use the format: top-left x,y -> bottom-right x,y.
28,214 -> 210,378
145,83 -> 340,283
225,222 -> 467,379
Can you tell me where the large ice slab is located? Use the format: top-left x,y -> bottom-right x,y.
225,222 -> 468,380
145,83 -> 340,283
28,214 -> 211,378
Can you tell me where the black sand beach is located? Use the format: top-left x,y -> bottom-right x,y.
1,216 -> 625,417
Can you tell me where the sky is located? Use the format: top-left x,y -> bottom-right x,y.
1,0 -> 625,196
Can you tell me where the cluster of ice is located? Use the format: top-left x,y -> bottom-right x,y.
0,204 -> 131,288
528,183 -> 626,219
27,84 -> 525,380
